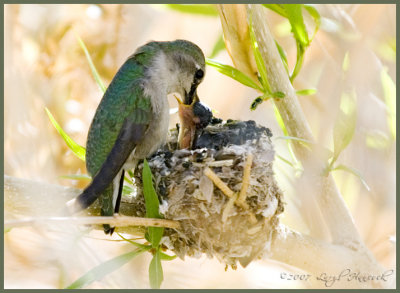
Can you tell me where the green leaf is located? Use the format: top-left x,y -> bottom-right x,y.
117,233 -> 150,250
303,4 -> 321,41
122,185 -> 135,196
273,103 -> 288,136
365,130 -> 391,150
283,4 -> 309,47
275,40 -> 289,75
275,135 -> 313,148
332,164 -> 370,191
76,35 -> 106,93
45,107 -> 86,161
274,91 -> 285,98
142,159 -> 164,248
149,249 -> 163,289
206,59 -> 263,91
263,4 -> 287,18
342,51 -> 350,72
162,4 -> 218,16
296,88 -> 317,96
381,67 -> 396,139
65,248 -> 149,289
249,15 -> 270,93
159,252 -> 177,261
332,90 -> 357,165
59,174 -> 91,180
276,154 -> 295,168
208,34 -> 226,59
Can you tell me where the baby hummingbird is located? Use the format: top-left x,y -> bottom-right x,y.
68,40 -> 207,234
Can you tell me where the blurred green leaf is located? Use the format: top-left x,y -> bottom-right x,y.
143,159 -> 164,248
275,40 -> 289,75
365,130 -> 391,150
274,91 -> 286,98
263,4 -> 287,18
4,227 -> 12,233
296,88 -> 317,96
208,34 -> 226,59
342,51 -> 350,72
122,185 -> 135,196
163,4 -> 218,16
59,174 -> 91,180
381,67 -> 396,139
77,35 -> 106,93
249,15 -> 271,93
304,4 -> 321,41
276,154 -> 294,167
117,233 -> 150,250
284,4 -> 309,47
273,104 -> 288,136
159,252 -> 177,261
206,59 -> 263,91
332,164 -> 370,191
332,90 -> 357,165
149,249 -> 163,289
275,135 -> 313,149
45,107 -> 86,161
65,248 -> 149,289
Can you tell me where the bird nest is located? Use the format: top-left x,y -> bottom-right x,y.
128,119 -> 284,268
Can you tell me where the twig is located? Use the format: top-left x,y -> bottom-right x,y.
5,215 -> 181,229
204,167 -> 235,198
237,153 -> 253,205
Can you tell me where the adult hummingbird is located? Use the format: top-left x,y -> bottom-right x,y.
68,40 -> 209,234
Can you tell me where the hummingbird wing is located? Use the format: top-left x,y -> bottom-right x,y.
76,108 -> 150,210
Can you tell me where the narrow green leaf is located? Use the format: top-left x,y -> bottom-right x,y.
276,154 -> 294,167
275,135 -> 313,148
365,130 -> 391,150
206,59 -> 263,91
274,91 -> 285,98
273,104 -> 288,136
142,159 -> 164,248
45,107 -> 86,161
117,233 -> 150,250
208,34 -> 226,59
159,252 -> 177,261
332,90 -> 357,164
122,185 -> 135,196
332,164 -> 370,191
65,248 -> 149,289
263,4 -> 287,18
296,88 -> 317,96
275,40 -> 289,75
76,35 -> 106,93
303,4 -> 321,41
4,227 -> 12,233
381,67 -> 396,139
149,249 -> 163,289
59,174 -> 91,180
342,51 -> 350,72
283,4 -> 309,47
249,15 -> 270,93
163,4 -> 218,16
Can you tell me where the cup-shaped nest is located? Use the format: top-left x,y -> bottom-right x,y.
129,119 -> 284,268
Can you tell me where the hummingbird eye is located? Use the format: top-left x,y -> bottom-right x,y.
195,69 -> 204,80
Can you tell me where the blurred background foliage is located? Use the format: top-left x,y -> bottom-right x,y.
4,4 -> 396,289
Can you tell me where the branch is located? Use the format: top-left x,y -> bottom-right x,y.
218,2 -> 365,250
5,175 -> 393,288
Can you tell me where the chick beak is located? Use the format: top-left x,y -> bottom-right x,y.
175,92 -> 202,149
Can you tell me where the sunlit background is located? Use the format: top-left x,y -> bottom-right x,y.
4,4 -> 396,289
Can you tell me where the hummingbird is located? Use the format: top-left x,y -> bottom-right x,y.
68,40 -> 209,234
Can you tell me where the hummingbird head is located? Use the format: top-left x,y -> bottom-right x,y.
161,40 -> 206,105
